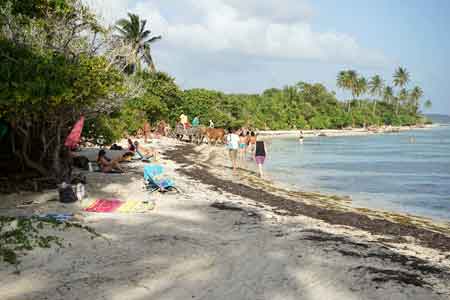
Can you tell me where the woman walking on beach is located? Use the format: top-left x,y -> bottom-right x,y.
248,131 -> 257,156
254,136 -> 267,178
226,128 -> 240,172
238,132 -> 248,162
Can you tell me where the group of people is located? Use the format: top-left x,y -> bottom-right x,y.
96,138 -> 158,173
179,113 -> 214,129
225,128 -> 267,178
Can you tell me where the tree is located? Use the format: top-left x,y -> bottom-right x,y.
368,75 -> 384,115
383,86 -> 394,104
424,99 -> 432,110
409,86 -> 423,113
393,67 -> 410,116
337,71 -> 349,105
355,77 -> 368,99
115,13 -> 161,73
336,70 -> 358,112
0,0 -> 125,181
396,88 -> 409,115
393,67 -> 410,89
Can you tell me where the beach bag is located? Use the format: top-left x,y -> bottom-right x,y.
110,144 -> 123,150
73,156 -> 89,170
59,182 -> 77,203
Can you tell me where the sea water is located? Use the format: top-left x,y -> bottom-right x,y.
265,126 -> 450,221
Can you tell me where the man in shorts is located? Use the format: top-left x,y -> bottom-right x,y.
226,128 -> 239,172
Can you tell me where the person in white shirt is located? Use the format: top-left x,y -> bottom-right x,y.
226,127 -> 239,172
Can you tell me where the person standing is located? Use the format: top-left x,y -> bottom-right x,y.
254,135 -> 267,178
226,128 -> 239,172
238,132 -> 248,162
248,131 -> 257,156
209,120 -> 214,128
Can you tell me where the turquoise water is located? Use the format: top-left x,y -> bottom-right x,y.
265,126 -> 450,221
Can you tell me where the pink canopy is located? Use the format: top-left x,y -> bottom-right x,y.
64,116 -> 84,149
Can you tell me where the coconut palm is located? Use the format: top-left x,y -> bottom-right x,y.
368,75 -> 384,115
393,67 -> 410,89
424,99 -> 432,110
115,13 -> 162,73
355,77 -> 368,98
347,70 -> 358,99
396,88 -> 409,115
383,86 -> 394,104
337,70 -> 351,111
409,86 -> 424,113
393,67 -> 410,115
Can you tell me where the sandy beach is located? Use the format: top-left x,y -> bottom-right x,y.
0,137 -> 449,300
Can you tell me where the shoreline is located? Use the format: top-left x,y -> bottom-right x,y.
164,143 -> 450,250
258,124 -> 440,138
1,137 -> 449,299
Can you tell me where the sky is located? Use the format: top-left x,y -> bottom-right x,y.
85,0 -> 450,115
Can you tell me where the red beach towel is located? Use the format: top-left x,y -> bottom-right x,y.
84,199 -> 123,213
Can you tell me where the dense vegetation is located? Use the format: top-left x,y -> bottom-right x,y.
0,0 -> 431,181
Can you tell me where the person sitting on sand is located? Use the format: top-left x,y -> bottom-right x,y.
127,138 -> 136,152
134,141 -> 159,161
97,149 -> 124,173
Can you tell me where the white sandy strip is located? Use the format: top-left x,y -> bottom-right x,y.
0,137 -> 448,300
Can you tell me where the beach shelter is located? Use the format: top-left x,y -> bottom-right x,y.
64,116 -> 84,149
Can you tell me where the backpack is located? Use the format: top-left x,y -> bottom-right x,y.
73,156 -> 89,170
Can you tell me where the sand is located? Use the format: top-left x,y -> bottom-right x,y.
0,137 -> 449,300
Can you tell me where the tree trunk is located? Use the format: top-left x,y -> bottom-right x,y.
18,129 -> 49,177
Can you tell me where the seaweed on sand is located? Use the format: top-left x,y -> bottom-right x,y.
164,144 -> 450,252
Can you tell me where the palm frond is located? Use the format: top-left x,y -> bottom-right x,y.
145,35 -> 162,44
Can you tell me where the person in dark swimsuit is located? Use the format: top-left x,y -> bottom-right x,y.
254,136 -> 267,178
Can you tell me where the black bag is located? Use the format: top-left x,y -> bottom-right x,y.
59,184 -> 77,203
73,156 -> 90,170
110,144 -> 123,150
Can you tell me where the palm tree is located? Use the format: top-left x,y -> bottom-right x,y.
393,67 -> 410,89
337,71 -> 351,111
409,86 -> 424,114
424,99 -> 432,110
368,75 -> 384,115
393,67 -> 410,115
355,77 -> 368,99
383,86 -> 394,104
115,13 -> 162,73
346,70 -> 359,112
397,88 -> 409,115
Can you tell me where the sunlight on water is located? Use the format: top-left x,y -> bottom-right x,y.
266,126 -> 450,221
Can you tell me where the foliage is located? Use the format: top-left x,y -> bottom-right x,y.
114,13 -> 161,73
0,0 -> 124,179
0,216 -> 102,266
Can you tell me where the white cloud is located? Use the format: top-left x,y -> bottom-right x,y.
84,0 -> 388,67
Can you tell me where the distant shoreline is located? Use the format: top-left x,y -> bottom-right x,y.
258,124 -> 439,138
